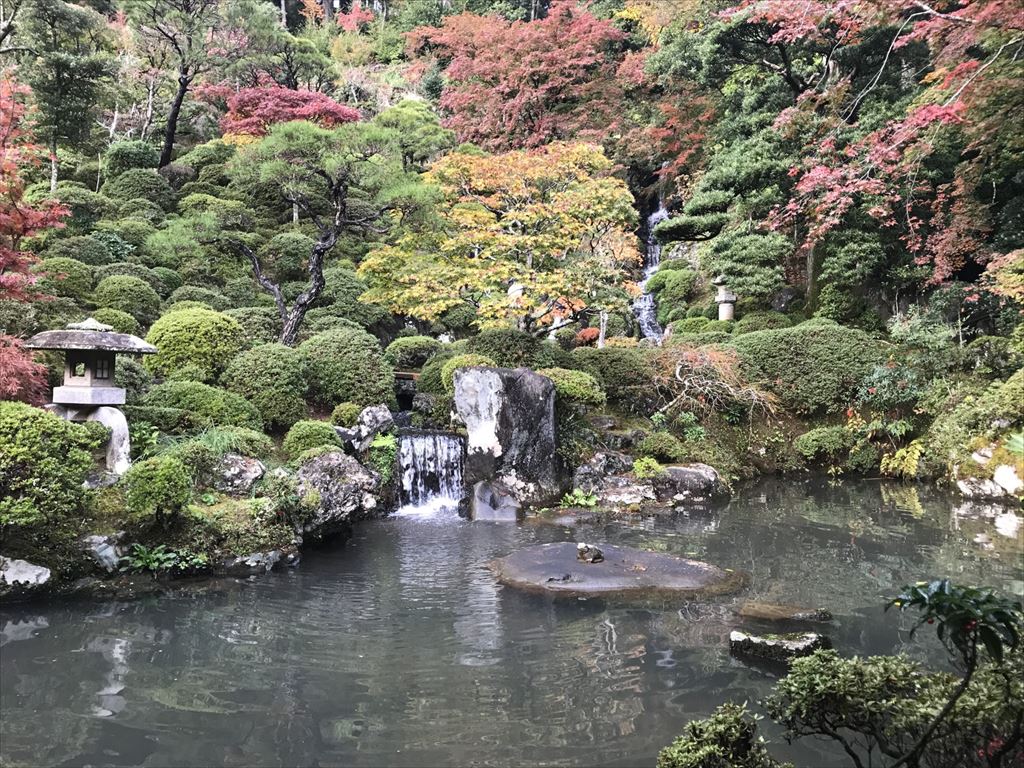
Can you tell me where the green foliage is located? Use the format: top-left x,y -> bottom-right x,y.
560,488 -> 598,508
733,311 -> 791,335
632,456 -> 667,479
145,308 -> 243,384
704,228 -> 788,300
255,471 -> 318,528
122,455 -> 191,527
94,261 -> 165,294
283,420 -> 341,461
119,543 -> 183,573
672,411 -> 707,442
638,431 -> 687,463
104,140 -> 159,178
192,426 -> 274,460
703,319 -> 733,333
224,306 -> 282,347
176,140 -> 236,171
731,323 -> 884,414
101,168 -> 177,212
37,256 -> 92,300
150,267 -> 184,296
220,342 -> 308,431
537,367 -> 606,408
965,335 -> 1022,379
114,355 -> 153,402
93,275 -> 162,326
441,353 -> 496,392
330,402 -> 362,427
92,308 -> 140,335
384,335 -> 443,369
167,285 -> 231,311
140,381 -> 262,430
670,316 -> 711,334
570,347 -> 656,412
258,232 -> 313,283
466,329 -> 569,369
367,433 -> 397,484
793,427 -> 853,465
0,402 -> 101,528
299,327 -> 396,408
857,363 -> 925,412
657,703 -> 785,768
880,439 -> 925,479
415,342 -> 469,395
43,234 -> 116,266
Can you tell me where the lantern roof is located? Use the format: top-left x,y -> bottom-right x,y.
24,318 -> 157,354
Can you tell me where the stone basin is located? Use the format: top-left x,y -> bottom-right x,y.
490,542 -> 746,598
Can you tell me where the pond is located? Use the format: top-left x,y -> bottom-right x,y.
2,477 -> 1022,768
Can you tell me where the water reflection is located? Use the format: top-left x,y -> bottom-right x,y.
1,477 -> 1021,767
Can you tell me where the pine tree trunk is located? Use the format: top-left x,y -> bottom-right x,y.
49,136 -> 58,193
159,75 -> 191,168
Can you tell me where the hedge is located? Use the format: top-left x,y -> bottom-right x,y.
101,168 -> 177,212
167,285 -> 231,311
384,335 -> 443,369
223,307 -> 282,347
44,235 -> 115,266
220,343 -> 308,431
94,275 -> 162,327
733,311 -> 792,336
145,308 -> 244,383
569,347 -> 657,412
123,455 -> 191,526
94,262 -> 165,295
140,381 -> 262,430
37,257 -> 93,300
104,140 -> 159,178
283,420 -> 342,461
730,323 -> 884,415
299,327 -> 396,408
467,328 -> 569,369
92,308 -> 141,336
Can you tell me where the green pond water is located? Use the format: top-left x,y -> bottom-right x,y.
2,476 -> 1022,767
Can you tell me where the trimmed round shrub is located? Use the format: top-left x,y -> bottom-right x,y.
159,162 -> 197,190
104,139 -> 159,178
122,455 -> 191,526
669,317 -> 711,334
176,140 -> 236,171
101,168 -> 177,212
140,381 -> 262,430
51,186 -> 116,232
384,335 -> 442,369
467,328 -> 569,369
666,331 -> 733,347
537,367 -> 606,408
114,355 -> 153,403
150,267 -> 184,296
703,319 -> 734,333
319,266 -> 390,329
45,235 -> 114,266
163,300 -> 212,313
0,401 -> 102,528
221,277 -> 261,308
570,347 -> 656,412
733,311 -> 792,335
299,312 -> 365,340
330,401 -> 362,427
93,308 -> 140,335
220,343 -> 308,431
118,197 -> 166,224
299,327 -> 396,408
224,307 -> 282,347
145,308 -> 244,384
94,218 -> 157,250
37,257 -> 92,300
441,353 -> 495,392
94,262 -> 165,294
283,420 -> 342,461
638,431 -> 687,463
94,275 -> 162,326
167,285 -> 231,311
259,232 -> 312,283
730,323 -> 885,414
416,342 -> 470,395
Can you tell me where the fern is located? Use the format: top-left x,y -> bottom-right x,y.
880,439 -> 924,480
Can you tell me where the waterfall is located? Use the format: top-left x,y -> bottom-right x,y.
633,202 -> 669,342
394,431 -> 465,518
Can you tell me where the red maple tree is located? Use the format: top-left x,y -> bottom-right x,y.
0,72 -> 64,404
410,0 -> 627,151
221,86 -> 361,137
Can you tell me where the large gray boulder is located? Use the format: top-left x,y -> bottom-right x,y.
211,453 -> 266,496
657,464 -> 730,503
729,630 -> 831,664
81,533 -> 124,573
296,451 -> 381,541
0,556 -> 52,598
470,480 -> 523,521
453,366 -> 564,505
334,404 -> 395,453
573,452 -> 632,494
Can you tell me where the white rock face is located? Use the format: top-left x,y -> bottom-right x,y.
958,477 -> 1007,499
0,556 -> 52,587
993,464 -> 1023,495
87,406 -> 131,475
81,534 -> 123,573
455,368 -> 505,459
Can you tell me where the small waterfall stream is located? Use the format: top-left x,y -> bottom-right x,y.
394,431 -> 465,518
633,202 -> 668,342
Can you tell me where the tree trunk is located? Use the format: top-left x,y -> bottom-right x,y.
279,235 -> 333,346
597,310 -> 608,348
293,201 -> 300,225
49,136 -> 58,193
280,0 -> 287,26
159,74 -> 191,168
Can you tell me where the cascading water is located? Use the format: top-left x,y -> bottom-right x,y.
633,202 -> 669,342
394,431 -> 465,518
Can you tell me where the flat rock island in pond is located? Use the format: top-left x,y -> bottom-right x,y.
491,542 -> 746,598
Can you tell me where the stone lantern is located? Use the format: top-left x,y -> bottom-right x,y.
24,318 -> 157,477
712,275 -> 737,321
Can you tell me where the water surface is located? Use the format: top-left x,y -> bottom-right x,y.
2,477 -> 1022,767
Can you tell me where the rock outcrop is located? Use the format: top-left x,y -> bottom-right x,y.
491,542 -> 746,598
211,454 -> 266,496
469,480 -> 523,521
296,451 -> 382,541
334,404 -> 395,453
0,556 -> 52,598
81,534 -> 124,573
729,630 -> 831,663
571,454 -> 729,509
453,367 -> 564,505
